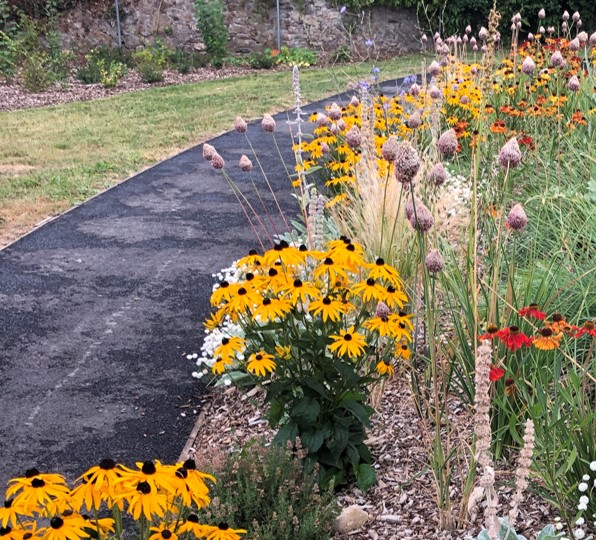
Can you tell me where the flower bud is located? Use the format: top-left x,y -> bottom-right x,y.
337,119 -> 347,132
425,249 -> 444,273
350,95 -> 360,107
572,11 -> 579,22
465,25 -> 472,34
568,75 -> 580,92
498,137 -> 522,169
234,116 -> 247,133
577,31 -> 588,43
470,36 -> 477,46
428,60 -> 441,76
408,202 -> 434,232
437,128 -> 458,157
429,84 -> 442,99
321,143 -> 330,155
407,111 -> 422,129
409,83 -> 421,96
211,153 -> 225,170
550,50 -> 565,68
539,26 -> 545,34
506,203 -> 528,231
395,141 -> 421,182
562,10 -> 569,21
569,37 -> 580,51
527,33 -> 535,42
315,113 -> 329,127
547,26 -> 555,34
562,21 -> 568,32
239,155 -> 253,172
538,8 -> 545,19
521,56 -> 536,75
421,34 -> 428,43
202,143 -> 216,161
591,32 -> 596,45
478,27 -> 488,40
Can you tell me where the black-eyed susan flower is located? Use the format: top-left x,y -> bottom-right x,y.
210,281 -> 241,306
211,357 -> 233,375
117,461 -> 178,496
150,523 -> 178,540
376,360 -> 394,376
204,310 -> 225,331
280,278 -> 320,305
313,256 -> 349,284
328,327 -> 367,358
235,249 -> 263,269
364,316 -> 393,337
174,459 -> 214,509
496,326 -> 533,352
327,239 -> 366,270
71,458 -> 123,512
1,522 -> 39,540
7,470 -> 70,514
119,481 -> 167,521
178,514 -> 208,537
0,499 -> 26,528
214,337 -> 245,362
382,285 -> 408,310
519,303 -> 546,320
262,242 -> 308,267
365,258 -> 403,287
533,327 -> 563,350
40,515 -> 89,540
252,296 -> 292,323
201,522 -> 246,540
246,352 -> 276,377
274,345 -> 291,360
308,296 -> 348,322
350,278 -> 385,302
396,341 -> 411,360
225,287 -> 260,315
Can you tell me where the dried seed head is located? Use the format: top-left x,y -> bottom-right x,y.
568,75 -> 580,92
428,60 -> 441,76
381,136 -> 399,162
407,110 -> 422,129
478,27 -> 488,40
425,249 -> 444,273
375,301 -> 391,319
569,37 -> 580,51
429,84 -> 442,99
528,33 -> 535,41
234,116 -> 247,133
538,8 -> 545,19
409,83 -> 421,96
395,141 -> 421,182
345,125 -> 361,149
328,102 -> 342,121
562,10 -> 569,21
350,95 -> 360,107
203,143 -> 216,161
239,155 -> 252,172
315,113 -> 329,127
506,203 -> 528,231
521,56 -> 536,75
430,162 -> 447,186
321,143 -> 330,155
590,32 -> 596,45
261,114 -> 276,132
498,137 -> 522,169
211,153 -> 225,170
437,128 -> 458,157
577,31 -> 588,43
408,202 -> 434,232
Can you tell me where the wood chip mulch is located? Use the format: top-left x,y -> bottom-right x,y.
184,374 -> 556,539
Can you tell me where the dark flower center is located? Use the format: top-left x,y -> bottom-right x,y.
238,287 -> 248,295
274,244 -> 283,251
25,468 -> 40,478
381,316 -> 388,322
187,515 -> 199,523
175,468 -> 188,479
183,459 -> 196,471
401,344 -> 408,350
366,278 -> 375,286
293,279 -> 303,287
505,378 -> 515,386
50,518 -> 64,530
540,328 -> 553,337
222,338 -> 229,345
3,500 -> 12,509
324,257 -> 334,265
248,249 -> 258,256
399,323 -> 406,329
268,269 -> 278,277
262,298 -> 272,306
99,458 -> 116,470
137,481 -> 151,494
218,523 -> 229,530
256,354 -> 263,360
487,324 -> 498,334
376,258 -> 385,266
585,321 -> 595,330
161,531 -> 172,539
280,240 -> 289,248
323,297 -> 331,305
0,527 -> 11,536
31,478 -> 45,488
23,534 -> 32,540
387,286 -> 396,294
299,244 -> 308,252
141,462 -> 156,475
529,303 -> 539,309
343,334 -> 353,341
510,326 -> 520,334
219,281 -> 229,288
551,313 -> 563,322
245,273 -> 254,281
347,244 -> 355,252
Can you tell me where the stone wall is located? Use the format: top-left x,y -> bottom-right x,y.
57,0 -> 419,57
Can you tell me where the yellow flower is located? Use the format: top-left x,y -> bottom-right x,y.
118,481 -> 168,521
204,310 -> 225,331
150,524 -> 178,540
117,461 -> 179,496
280,278 -> 321,305
40,515 -> 89,540
328,327 -> 367,358
533,327 -> 563,350
382,285 -> 408,310
173,459 -> 214,509
0,498 -> 28,527
376,360 -> 394,376
7,470 -> 70,514
211,357 -> 233,375
350,278 -> 385,302
252,296 -> 292,323
313,255 -> 350,284
396,341 -> 411,360
363,316 -> 394,337
365,258 -> 403,287
214,337 -> 245,362
246,352 -> 276,377
71,458 -> 123,512
201,523 -> 247,540
275,345 -> 292,360
308,296 -> 348,322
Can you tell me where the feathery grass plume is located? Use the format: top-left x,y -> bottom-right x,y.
508,419 -> 535,527
308,189 -> 325,251
468,341 -> 500,538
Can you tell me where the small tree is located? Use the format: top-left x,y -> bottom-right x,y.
194,0 -> 228,68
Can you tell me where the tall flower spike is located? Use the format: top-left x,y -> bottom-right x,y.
508,419 -> 535,528
498,137 -> 522,169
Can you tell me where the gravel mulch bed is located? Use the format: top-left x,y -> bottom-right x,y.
185,375 -> 555,539
0,66 -> 284,112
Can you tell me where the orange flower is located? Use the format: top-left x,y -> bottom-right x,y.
490,120 -> 508,133
533,327 -> 563,350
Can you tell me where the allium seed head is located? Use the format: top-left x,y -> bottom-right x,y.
261,114 -> 276,132
375,301 -> 391,319
421,34 -> 428,42
478,27 -> 488,40
459,95 -> 469,105
547,26 -> 555,34
202,143 -> 216,161
408,202 -> 434,232
562,21 -> 568,31
429,84 -> 442,99
577,31 -> 588,42
562,10 -> 569,21
428,60 -> 441,76
465,25 -> 472,34
498,137 -> 523,169
395,141 -> 421,182
470,36 -> 477,46
437,128 -> 458,157
528,33 -> 535,41
315,113 -> 329,127
345,125 -> 362,149
506,203 -> 528,231
234,116 -> 247,133
321,143 -> 330,155
522,56 -> 536,75
381,136 -> 399,162
407,110 -> 422,129
550,50 -> 565,68
539,26 -> 545,34
425,249 -> 444,273
350,95 -> 360,107
572,11 -> 579,22
590,32 -> 596,45
239,155 -> 252,172
538,8 -> 545,19
328,103 -> 342,121
568,75 -> 580,92
211,153 -> 225,170
430,162 -> 447,186
409,83 -> 421,96
337,119 -> 347,131
569,37 -> 580,51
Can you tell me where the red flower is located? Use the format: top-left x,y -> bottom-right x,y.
496,326 -> 533,352
479,324 -> 500,341
518,135 -> 536,150
575,321 -> 596,338
489,366 -> 505,382
519,303 -> 546,320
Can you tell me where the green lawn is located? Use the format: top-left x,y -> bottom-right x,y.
0,56 -> 420,246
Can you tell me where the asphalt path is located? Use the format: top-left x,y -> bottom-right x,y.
0,76 -> 409,489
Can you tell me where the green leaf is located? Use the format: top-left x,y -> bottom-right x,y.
301,429 -> 326,453
291,396 -> 321,427
556,447 -> 577,476
340,399 -> 373,427
354,463 -> 376,491
327,423 -> 349,454
267,400 -> 284,428
274,421 -> 298,445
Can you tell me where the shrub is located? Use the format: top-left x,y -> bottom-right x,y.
198,440 -> 338,539
273,46 -> 317,67
0,29 -> 18,80
133,41 -> 168,83
21,51 -> 52,92
247,50 -> 275,69
194,0 -> 228,66
76,47 -> 128,86
97,58 -> 126,87
169,46 -> 192,73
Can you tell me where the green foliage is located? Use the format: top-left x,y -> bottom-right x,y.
21,50 -> 52,92
76,47 -> 129,86
133,41 -> 168,83
0,30 -> 18,80
273,46 -> 318,67
167,47 -> 208,73
97,58 -> 126,88
472,517 -> 564,539
198,440 -> 338,539
194,0 -> 228,66
247,50 -> 275,69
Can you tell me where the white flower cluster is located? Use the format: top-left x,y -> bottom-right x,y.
188,262 -> 246,386
554,461 -> 596,540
